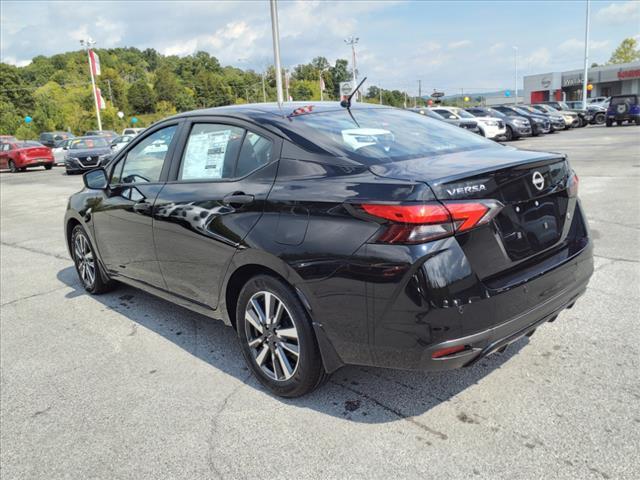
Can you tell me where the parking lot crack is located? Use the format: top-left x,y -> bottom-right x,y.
593,254 -> 639,264
206,373 -> 252,479
331,380 -> 448,440
0,285 -> 71,307
0,241 -> 68,261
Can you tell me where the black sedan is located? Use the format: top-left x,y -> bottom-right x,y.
410,107 -> 481,134
64,136 -> 113,174
493,105 -> 551,136
65,103 -> 593,397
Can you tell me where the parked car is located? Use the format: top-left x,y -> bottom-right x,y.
84,130 -> 119,141
122,128 -> 145,136
0,135 -> 17,143
493,105 -> 550,135
64,102 -> 593,397
539,101 -> 591,127
411,108 -> 480,133
52,138 -> 75,165
588,96 -> 609,106
110,135 -> 136,152
530,104 -> 577,129
64,136 -> 113,174
519,105 -> 565,132
430,106 -> 506,139
39,131 -> 74,148
565,102 -> 607,125
465,106 -> 531,141
0,140 -> 54,172
606,94 -> 640,126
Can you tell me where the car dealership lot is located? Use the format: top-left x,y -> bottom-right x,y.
1,126 -> 638,479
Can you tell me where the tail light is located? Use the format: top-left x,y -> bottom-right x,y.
361,200 -> 503,244
567,172 -> 579,197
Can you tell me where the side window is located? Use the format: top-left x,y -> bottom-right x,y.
178,124 -> 245,181
236,131 -> 273,178
115,125 -> 177,184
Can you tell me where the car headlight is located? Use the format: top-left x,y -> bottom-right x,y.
513,118 -> 528,126
534,118 -> 544,124
485,120 -> 498,126
65,155 -> 79,161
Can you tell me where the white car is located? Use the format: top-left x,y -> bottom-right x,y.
431,107 -> 507,140
110,135 -> 135,152
51,138 -> 74,165
122,127 -> 145,136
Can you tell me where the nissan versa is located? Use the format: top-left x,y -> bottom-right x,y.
64,102 -> 593,397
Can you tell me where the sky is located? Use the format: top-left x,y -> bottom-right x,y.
1,0 -> 639,95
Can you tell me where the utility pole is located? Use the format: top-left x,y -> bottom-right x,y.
379,85 -> 382,105
106,79 -> 114,106
513,46 -> 519,105
403,91 -> 407,109
261,72 -> 267,102
581,0 -> 591,109
269,0 -> 284,105
345,36 -> 359,102
80,37 -> 102,130
284,69 -> 289,102
418,80 -> 422,102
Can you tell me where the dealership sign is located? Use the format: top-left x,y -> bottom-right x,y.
618,69 -> 640,79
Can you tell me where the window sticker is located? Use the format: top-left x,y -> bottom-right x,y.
182,130 -> 231,180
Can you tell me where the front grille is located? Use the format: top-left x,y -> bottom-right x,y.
77,156 -> 99,167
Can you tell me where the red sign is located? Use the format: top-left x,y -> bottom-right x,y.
618,69 -> 640,79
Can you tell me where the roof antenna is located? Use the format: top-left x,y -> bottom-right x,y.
340,76 -> 367,109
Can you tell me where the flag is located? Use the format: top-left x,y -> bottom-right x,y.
96,87 -> 106,110
89,50 -> 101,76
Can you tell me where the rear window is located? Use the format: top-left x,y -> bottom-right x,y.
611,95 -> 637,106
288,108 -> 494,164
17,141 -> 42,147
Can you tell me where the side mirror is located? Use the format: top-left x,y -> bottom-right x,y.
83,168 -> 108,190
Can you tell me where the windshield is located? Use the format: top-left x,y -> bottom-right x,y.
70,137 -> 109,149
452,109 -> 475,119
17,141 -> 42,148
484,108 -> 505,118
287,108 -> 495,164
513,107 -> 533,116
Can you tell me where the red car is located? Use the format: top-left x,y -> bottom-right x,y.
0,141 -> 54,172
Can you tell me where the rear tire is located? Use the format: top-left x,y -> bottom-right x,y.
8,160 -> 18,173
616,120 -> 622,126
236,274 -> 326,397
44,164 -> 53,170
71,225 -> 114,294
606,118 -> 613,127
594,112 -> 605,125
504,126 -> 514,141
635,118 -> 640,126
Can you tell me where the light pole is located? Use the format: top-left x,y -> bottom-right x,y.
344,36 -> 359,102
80,38 -> 102,130
269,0 -> 284,105
513,46 -> 519,105
581,0 -> 591,109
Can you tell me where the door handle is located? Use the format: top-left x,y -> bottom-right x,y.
223,193 -> 255,206
132,202 -> 152,214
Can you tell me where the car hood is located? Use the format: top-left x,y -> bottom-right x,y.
67,147 -> 112,157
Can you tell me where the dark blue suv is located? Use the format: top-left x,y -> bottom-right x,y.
606,94 -> 640,126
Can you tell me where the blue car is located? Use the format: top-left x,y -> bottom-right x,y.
606,94 -> 640,126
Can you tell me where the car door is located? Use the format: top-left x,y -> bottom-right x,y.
153,118 -> 281,308
91,123 -> 181,288
0,143 -> 9,168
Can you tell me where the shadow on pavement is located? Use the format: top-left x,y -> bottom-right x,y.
57,265 -> 529,424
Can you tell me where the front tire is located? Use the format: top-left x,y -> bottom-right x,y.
504,126 -> 514,141
236,275 -> 326,397
44,164 -> 53,170
8,160 -> 18,173
71,225 -> 113,294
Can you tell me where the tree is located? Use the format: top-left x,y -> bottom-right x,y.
330,59 -> 351,98
153,64 -> 180,104
608,37 -> 640,65
127,80 -> 156,113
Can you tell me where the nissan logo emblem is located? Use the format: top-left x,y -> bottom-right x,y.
532,171 -> 545,191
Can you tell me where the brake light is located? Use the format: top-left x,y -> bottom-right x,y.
432,345 -> 468,359
567,172 -> 579,197
361,200 -> 503,244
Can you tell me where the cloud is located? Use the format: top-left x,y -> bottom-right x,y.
558,38 -> 610,53
596,1 -> 640,25
448,40 -> 472,50
489,42 -> 505,54
525,48 -> 552,68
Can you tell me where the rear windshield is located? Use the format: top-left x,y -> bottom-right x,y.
611,95 -> 637,106
70,137 -> 109,149
288,108 -> 495,164
17,141 -> 42,147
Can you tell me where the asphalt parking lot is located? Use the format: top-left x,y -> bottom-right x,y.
1,125 -> 638,479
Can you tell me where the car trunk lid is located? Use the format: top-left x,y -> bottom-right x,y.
369,146 -> 573,277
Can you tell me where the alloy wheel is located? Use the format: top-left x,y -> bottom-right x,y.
74,233 -> 96,288
244,291 -> 300,381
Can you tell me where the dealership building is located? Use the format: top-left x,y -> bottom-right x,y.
523,61 -> 640,103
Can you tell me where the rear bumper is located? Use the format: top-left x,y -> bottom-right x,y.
17,159 -> 54,168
